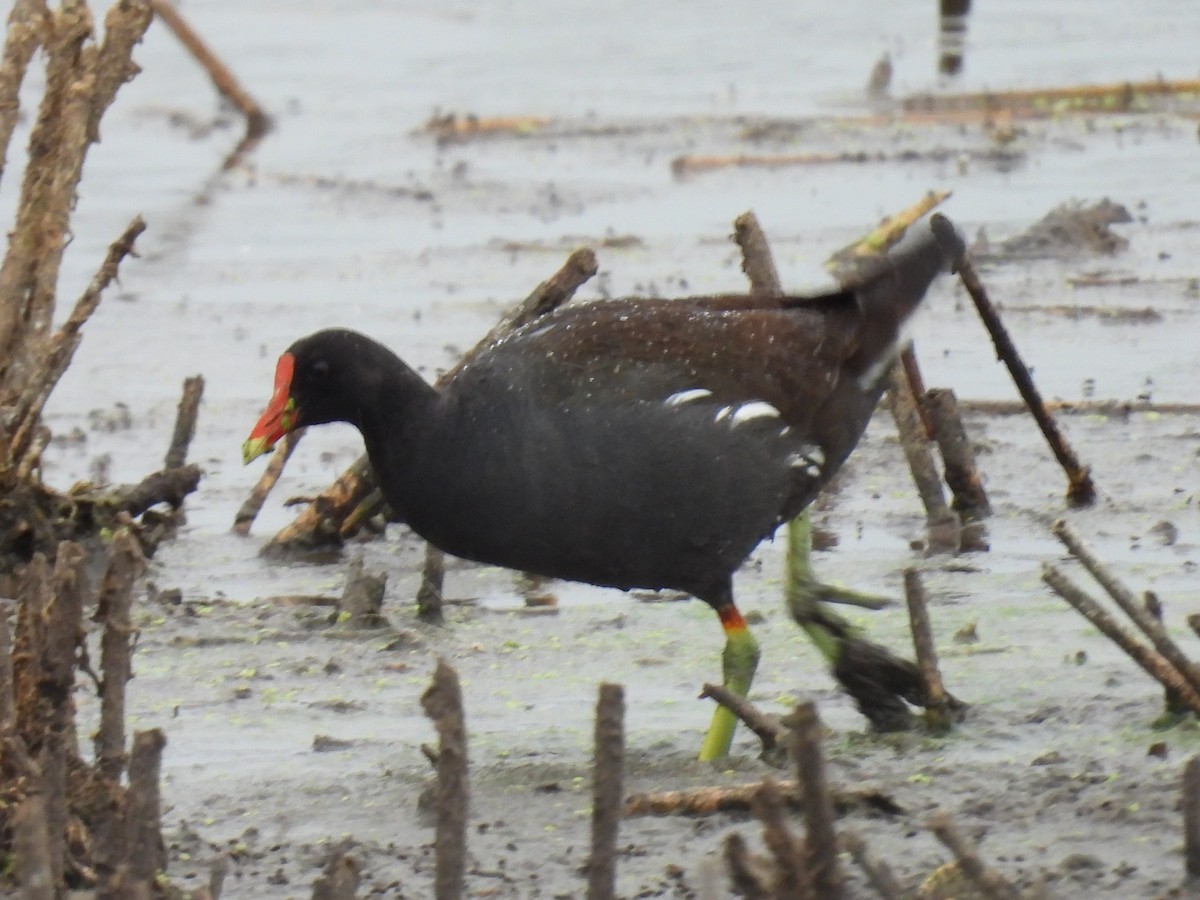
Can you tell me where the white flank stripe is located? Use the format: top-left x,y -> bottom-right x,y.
665,388 -> 713,406
730,401 -> 781,426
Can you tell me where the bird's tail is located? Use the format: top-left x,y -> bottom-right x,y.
837,213 -> 965,381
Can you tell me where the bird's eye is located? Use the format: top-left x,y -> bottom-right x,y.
311,359 -> 331,379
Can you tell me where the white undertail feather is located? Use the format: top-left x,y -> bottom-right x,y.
665,388 -> 713,406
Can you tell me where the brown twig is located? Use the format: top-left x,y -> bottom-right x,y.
232,429 -> 304,535
1185,755 -> 1200,878
421,660 -> 468,900
624,781 -> 902,819
125,729 -> 167,889
927,809 -> 1021,900
108,464 -> 202,518
13,792 -> 54,900
1042,563 -> 1200,715
1051,519 -> 1200,697
785,701 -> 843,900
337,556 -> 387,629
840,830 -> 904,900
885,361 -> 959,553
0,0 -> 47,189
699,682 -> 787,759
93,529 -> 146,781
732,211 -> 783,296
165,375 -> 204,469
923,387 -> 991,522
149,0 -> 270,141
929,217 -> 1096,506
0,602 -> 13,734
7,217 -> 147,474
587,683 -> 624,900
753,776 -> 807,898
310,842 -> 360,900
724,832 -> 773,898
903,568 -> 955,732
416,545 -> 446,625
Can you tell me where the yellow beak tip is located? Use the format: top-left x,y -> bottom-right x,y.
242,438 -> 271,465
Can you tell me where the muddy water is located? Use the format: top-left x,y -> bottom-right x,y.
7,0 -> 1200,895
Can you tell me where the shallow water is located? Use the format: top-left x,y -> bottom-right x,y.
7,1 -> 1200,895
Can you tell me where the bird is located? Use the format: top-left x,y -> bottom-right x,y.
244,214 -> 965,760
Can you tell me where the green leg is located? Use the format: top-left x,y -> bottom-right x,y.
698,605 -> 760,761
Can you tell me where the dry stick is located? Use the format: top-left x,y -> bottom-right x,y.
929,219 -> 1096,505
786,701 -> 843,900
724,832 -> 773,898
14,553 -> 51,744
900,345 -> 933,436
13,792 -> 55,900
926,809 -> 1021,900
94,529 -> 147,782
232,429 -> 305,535
0,603 -> 13,734
41,542 -> 87,888
732,210 -> 783,297
337,556 -> 387,628
922,387 -> 992,520
623,780 -> 900,819
165,374 -> 204,469
8,217 -> 147,470
752,776 -> 806,898
310,843 -> 361,900
904,77 -> 1200,115
110,463 -> 203,517
1184,755 -> 1200,878
421,660 -> 468,900
903,568 -> 955,732
1051,518 -> 1200,696
960,398 -> 1200,417
885,361 -> 960,553
149,0 -> 270,140
415,545 -> 446,624
699,682 -> 787,757
1042,564 -> 1200,715
0,0 -> 47,187
587,683 -> 625,900
840,831 -> 904,900
0,1 -> 150,390
125,729 -> 167,889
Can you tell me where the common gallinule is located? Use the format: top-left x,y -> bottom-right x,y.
244,215 -> 965,759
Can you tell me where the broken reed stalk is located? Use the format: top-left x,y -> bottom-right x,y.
1051,519 -> 1200,697
125,728 -> 167,888
732,210 -> 783,297
904,76 -> 1200,115
337,556 -> 387,628
587,683 -> 624,900
421,660 -> 468,900
0,0 -> 46,188
922,387 -> 992,521
1184,755 -> 1200,878
929,218 -> 1095,505
903,568 -> 955,732
752,776 -> 806,898
310,842 -> 360,900
164,374 -> 204,469
699,682 -> 787,759
786,701 -> 843,900
840,830 -> 904,900
13,792 -> 54,900
0,603 -> 13,733
723,831 -> 774,897
415,544 -> 446,624
262,247 -> 598,556
0,0 -> 152,397
826,191 -> 951,272
232,428 -> 304,535
148,0 -> 270,140
94,529 -> 146,782
1042,564 -> 1200,715
926,810 -> 1021,900
624,780 -> 900,819
900,346 -> 933,437
885,362 -> 960,553
6,217 -> 147,476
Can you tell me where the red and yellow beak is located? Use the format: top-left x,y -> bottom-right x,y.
243,353 -> 298,464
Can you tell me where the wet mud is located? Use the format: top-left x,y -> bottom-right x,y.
10,1 -> 1200,895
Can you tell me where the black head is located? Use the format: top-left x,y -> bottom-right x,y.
243,328 -> 393,463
